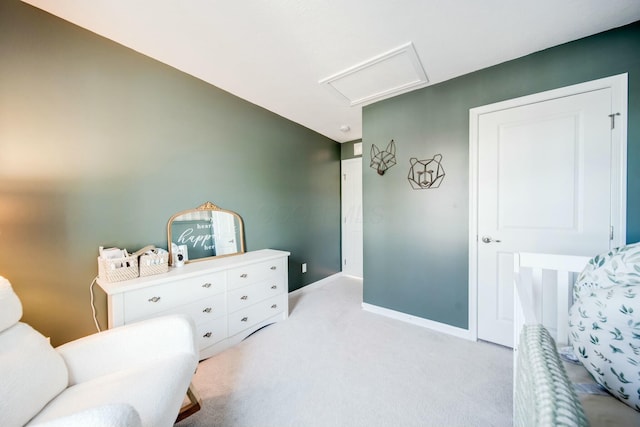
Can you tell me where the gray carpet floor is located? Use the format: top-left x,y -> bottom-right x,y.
176,275 -> 513,427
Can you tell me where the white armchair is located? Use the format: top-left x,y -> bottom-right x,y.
0,276 -> 198,427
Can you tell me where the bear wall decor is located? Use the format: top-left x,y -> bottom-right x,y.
407,154 -> 445,190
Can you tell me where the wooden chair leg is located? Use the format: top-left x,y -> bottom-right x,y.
176,383 -> 202,423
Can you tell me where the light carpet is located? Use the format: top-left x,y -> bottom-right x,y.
176,275 -> 513,427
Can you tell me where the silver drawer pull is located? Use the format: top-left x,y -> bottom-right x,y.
270,266 -> 277,270
203,332 -> 212,338
271,304 -> 278,309
203,307 -> 212,313
148,296 -> 161,303
241,317 -> 248,322
240,273 -> 248,278
202,282 -> 212,288
271,285 -> 277,290
240,295 -> 248,300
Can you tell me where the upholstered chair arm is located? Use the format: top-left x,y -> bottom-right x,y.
30,403 -> 142,427
55,315 -> 197,385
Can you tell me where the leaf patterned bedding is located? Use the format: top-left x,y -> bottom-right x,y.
569,242 -> 640,412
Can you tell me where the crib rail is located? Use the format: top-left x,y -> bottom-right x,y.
513,252 -> 590,349
512,252 -> 591,422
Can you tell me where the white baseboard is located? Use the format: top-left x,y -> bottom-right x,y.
289,276 -> 472,342
289,272 -> 346,296
361,302 -> 474,341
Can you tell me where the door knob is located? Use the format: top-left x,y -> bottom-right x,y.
481,236 -> 501,243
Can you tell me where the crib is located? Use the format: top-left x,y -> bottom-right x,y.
513,252 -> 640,427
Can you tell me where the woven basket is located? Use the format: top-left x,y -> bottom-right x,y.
98,255 -> 139,283
139,251 -> 169,277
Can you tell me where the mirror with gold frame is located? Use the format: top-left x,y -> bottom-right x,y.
167,201 -> 245,266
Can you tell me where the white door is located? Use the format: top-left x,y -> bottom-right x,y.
473,78 -> 627,347
341,158 -> 363,278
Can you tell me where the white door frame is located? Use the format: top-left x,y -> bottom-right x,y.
468,73 -> 628,341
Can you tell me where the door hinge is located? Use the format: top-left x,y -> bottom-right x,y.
343,173 -> 347,181
610,225 -> 614,240
609,112 -> 621,129
344,258 -> 347,266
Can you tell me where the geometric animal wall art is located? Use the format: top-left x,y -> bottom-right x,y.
407,154 -> 445,189
370,139 -> 397,175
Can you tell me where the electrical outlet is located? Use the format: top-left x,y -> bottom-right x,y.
302,263 -> 307,273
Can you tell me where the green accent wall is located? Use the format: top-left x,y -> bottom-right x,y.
0,0 -> 340,345
362,21 -> 640,329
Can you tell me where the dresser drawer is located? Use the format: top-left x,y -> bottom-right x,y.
123,272 -> 225,322
150,293 -> 227,324
124,294 -> 227,349
227,280 -> 285,313
227,259 -> 284,290
228,295 -> 285,336
191,293 -> 227,321
195,317 -> 227,348
179,272 -> 226,298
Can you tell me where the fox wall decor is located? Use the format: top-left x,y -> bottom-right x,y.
370,139 -> 397,176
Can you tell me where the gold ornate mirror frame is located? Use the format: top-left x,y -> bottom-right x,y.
167,201 -> 245,266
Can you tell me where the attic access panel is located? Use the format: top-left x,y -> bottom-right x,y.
320,42 -> 428,106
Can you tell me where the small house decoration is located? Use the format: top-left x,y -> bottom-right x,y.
370,139 -> 397,175
408,154 -> 445,190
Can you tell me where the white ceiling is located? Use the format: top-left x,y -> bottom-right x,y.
21,0 -> 640,143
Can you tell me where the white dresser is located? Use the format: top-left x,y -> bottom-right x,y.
97,249 -> 289,360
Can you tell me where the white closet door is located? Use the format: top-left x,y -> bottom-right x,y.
341,158 -> 363,278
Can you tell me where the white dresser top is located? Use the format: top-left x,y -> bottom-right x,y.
97,249 -> 290,295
